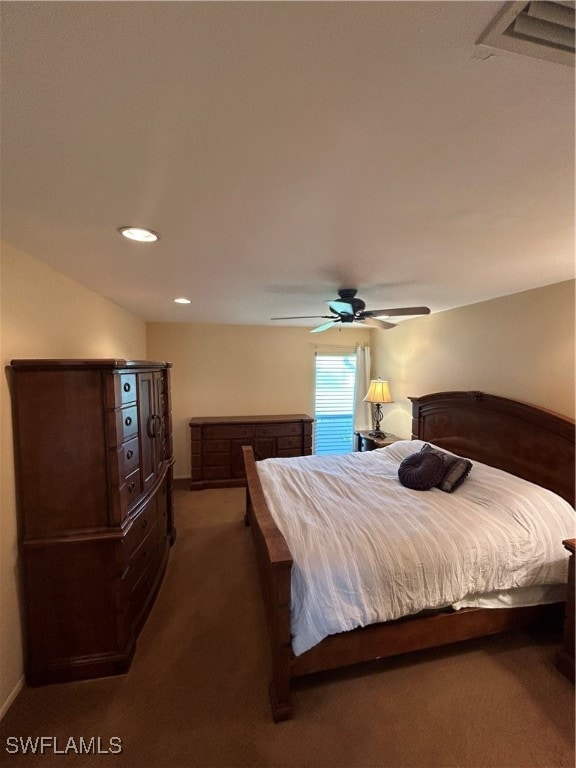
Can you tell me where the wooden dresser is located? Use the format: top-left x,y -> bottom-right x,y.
189,414 -> 314,490
9,359 -> 175,685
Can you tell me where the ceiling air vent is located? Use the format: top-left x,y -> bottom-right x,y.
477,1 -> 575,67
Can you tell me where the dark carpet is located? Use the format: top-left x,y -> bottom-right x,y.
1,487 -> 574,768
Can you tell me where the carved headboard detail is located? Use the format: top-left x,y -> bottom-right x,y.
409,391 -> 575,507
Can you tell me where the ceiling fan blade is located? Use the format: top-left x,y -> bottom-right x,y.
310,320 -> 338,334
271,315 -> 333,320
328,300 -> 355,316
363,306 -> 431,318
361,317 -> 397,330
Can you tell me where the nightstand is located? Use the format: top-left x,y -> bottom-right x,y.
354,430 -> 402,452
556,538 -> 575,683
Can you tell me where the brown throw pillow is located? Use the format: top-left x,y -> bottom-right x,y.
398,451 -> 446,491
420,444 -> 472,493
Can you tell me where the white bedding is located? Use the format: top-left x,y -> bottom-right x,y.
256,440 -> 576,656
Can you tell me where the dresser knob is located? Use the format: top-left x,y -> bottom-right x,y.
143,547 -> 149,558
125,416 -> 132,426
142,518 -> 148,530
128,482 -> 136,493
126,449 -> 134,460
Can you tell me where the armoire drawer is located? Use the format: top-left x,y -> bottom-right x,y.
108,406 -> 139,447
111,469 -> 142,524
106,372 -> 138,408
127,549 -> 161,626
111,436 -> 140,483
122,532 -> 159,594
122,500 -> 157,562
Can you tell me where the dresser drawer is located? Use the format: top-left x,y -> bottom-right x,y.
122,530 -> 158,594
110,468 -> 143,524
120,468 -> 142,514
202,466 -> 232,480
202,452 -> 231,467
204,439 -> 229,452
255,423 -> 301,437
122,500 -> 157,562
204,425 -> 254,440
114,436 -> 140,480
277,435 -> 303,450
127,546 -> 160,625
107,373 -> 137,408
108,406 -> 139,447
278,448 -> 304,458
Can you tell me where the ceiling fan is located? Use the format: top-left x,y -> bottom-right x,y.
271,289 -> 431,333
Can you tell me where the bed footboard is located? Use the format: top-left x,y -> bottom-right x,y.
243,446 -> 294,721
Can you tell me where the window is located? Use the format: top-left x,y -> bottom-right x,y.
314,352 -> 357,455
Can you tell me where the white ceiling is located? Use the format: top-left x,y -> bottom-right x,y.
1,1 -> 574,326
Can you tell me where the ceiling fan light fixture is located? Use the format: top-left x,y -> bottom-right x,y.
272,289 -> 430,334
118,226 -> 159,243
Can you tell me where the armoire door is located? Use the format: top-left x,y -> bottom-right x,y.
137,372 -> 157,493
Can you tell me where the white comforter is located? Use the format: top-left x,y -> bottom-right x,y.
256,440 -> 576,656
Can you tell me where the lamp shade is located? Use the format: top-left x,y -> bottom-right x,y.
363,379 -> 394,404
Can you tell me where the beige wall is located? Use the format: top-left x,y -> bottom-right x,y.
146,323 -> 371,478
371,280 -> 575,438
2,250 -> 573,719
0,240 -> 147,717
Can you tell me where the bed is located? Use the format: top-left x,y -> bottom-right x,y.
243,391 -> 576,721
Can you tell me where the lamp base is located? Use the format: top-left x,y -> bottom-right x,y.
369,429 -> 386,438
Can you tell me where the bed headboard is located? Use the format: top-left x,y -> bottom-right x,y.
409,391 -> 575,507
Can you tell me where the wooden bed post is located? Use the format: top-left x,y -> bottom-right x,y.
267,560 -> 293,722
243,446 -> 295,721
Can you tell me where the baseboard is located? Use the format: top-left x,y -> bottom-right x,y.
0,676 -> 24,720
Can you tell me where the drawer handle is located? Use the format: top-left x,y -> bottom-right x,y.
128,482 -> 136,493
125,416 -> 132,426
126,449 -> 134,460
261,428 -> 268,434
123,382 -> 131,393
142,518 -> 148,530
142,547 -> 149,558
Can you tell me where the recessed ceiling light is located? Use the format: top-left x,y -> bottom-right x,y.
174,297 -> 191,304
118,226 -> 159,242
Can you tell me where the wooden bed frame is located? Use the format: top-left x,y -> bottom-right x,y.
243,391 -> 575,721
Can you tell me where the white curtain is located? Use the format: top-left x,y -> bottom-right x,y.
353,345 -> 372,432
